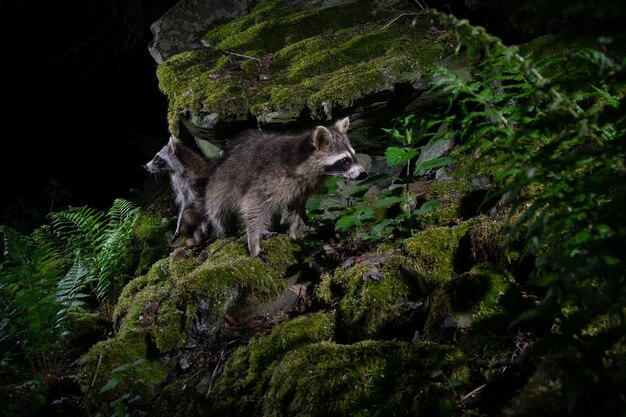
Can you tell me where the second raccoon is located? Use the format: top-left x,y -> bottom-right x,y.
203,117 -> 367,257
144,136 -> 215,246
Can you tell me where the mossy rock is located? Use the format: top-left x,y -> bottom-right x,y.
132,212 -> 172,276
502,358 -> 567,417
469,214 -> 530,274
423,263 -> 529,380
79,235 -> 306,414
263,339 -> 468,417
78,330 -> 171,410
404,221 -> 475,283
409,179 -> 490,228
157,0 -> 448,150
210,312 -> 335,414
317,249 -> 427,342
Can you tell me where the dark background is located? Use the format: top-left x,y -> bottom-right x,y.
2,0 -> 177,230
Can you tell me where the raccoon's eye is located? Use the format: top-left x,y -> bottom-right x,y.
341,157 -> 350,165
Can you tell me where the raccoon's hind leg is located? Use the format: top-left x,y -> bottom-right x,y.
177,200 -> 205,246
244,210 -> 270,258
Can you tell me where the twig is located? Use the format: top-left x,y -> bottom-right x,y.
460,383 -> 486,403
199,39 -> 261,63
413,0 -> 429,10
221,50 -> 261,63
90,354 -> 103,388
381,13 -> 419,30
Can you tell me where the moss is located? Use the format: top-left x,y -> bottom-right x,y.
423,264 -> 527,379
404,221 -> 474,284
263,340 -> 468,417
157,0 -> 445,132
114,259 -> 170,327
327,253 -> 427,341
211,312 -> 334,413
425,264 -> 514,334
132,212 -> 171,276
133,212 -> 170,241
78,331 -> 171,409
168,247 -> 201,279
503,358 -> 566,417
413,180 -> 479,227
469,214 -> 527,271
173,236 -> 299,305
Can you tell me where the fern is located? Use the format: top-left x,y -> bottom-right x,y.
48,205 -> 106,256
0,198 -> 142,386
0,226 -> 66,370
426,9 -> 626,415
95,199 -> 140,302
45,199 -> 140,304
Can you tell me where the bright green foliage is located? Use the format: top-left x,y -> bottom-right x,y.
51,198 -> 140,305
0,226 -> 65,378
426,8 -> 626,415
0,198 -> 143,411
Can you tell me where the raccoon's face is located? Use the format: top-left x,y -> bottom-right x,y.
316,117 -> 367,181
323,150 -> 367,180
144,147 -> 172,174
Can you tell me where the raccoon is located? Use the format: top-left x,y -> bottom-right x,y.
203,117 -> 367,257
144,136 -> 215,245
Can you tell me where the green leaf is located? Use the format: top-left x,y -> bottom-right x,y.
99,376 -> 120,394
385,147 -> 419,166
416,156 -> 456,171
414,199 -> 441,215
374,196 -> 404,208
335,215 -> 358,231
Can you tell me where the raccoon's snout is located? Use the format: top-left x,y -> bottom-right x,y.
356,170 -> 368,181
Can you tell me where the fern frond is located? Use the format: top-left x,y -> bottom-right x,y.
95,199 -> 140,302
48,206 -> 106,255
55,250 -> 95,324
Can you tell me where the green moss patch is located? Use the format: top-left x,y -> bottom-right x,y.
404,221 -> 474,283
79,235 -> 306,413
157,0 -> 444,133
411,180 -> 480,227
264,340 -> 468,417
132,212 -> 172,276
423,263 -> 529,381
78,331 -> 171,409
319,251 -> 427,341
211,312 -> 334,413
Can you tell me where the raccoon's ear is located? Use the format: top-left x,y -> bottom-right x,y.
168,136 -> 178,151
335,117 -> 350,134
312,126 -> 332,150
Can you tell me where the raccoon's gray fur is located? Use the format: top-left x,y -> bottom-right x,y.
203,117 -> 367,257
144,136 -> 215,246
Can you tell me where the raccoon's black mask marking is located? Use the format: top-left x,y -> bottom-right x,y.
324,156 -> 353,173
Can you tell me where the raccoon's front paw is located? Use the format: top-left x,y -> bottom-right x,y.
261,231 -> 278,239
256,251 -> 269,262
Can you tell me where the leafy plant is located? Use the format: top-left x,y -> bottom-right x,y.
99,358 -> 147,417
426,8 -> 626,415
318,114 -> 446,241
0,226 -> 66,374
50,198 -> 140,308
0,198 -> 141,410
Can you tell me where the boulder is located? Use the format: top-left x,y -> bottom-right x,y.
154,0 -> 467,154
